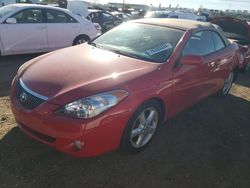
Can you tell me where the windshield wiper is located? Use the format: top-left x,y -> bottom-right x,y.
88,44 -> 161,62
89,43 -> 111,51
89,44 -> 136,58
110,49 -> 140,59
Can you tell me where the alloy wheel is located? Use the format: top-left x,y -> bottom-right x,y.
222,72 -> 234,95
130,107 -> 159,148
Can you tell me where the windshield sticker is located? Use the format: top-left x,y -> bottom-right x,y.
146,43 -> 173,56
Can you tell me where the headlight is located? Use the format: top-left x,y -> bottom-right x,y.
57,90 -> 129,119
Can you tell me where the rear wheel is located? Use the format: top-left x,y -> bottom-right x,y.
222,72 -> 234,95
216,71 -> 234,97
239,61 -> 250,73
122,100 -> 162,153
73,35 -> 89,45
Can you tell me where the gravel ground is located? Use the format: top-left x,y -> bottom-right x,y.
0,54 -> 250,188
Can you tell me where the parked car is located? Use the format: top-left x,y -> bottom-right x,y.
87,9 -> 122,32
197,10 -> 213,20
0,0 -> 43,7
145,10 -> 206,21
11,19 -> 239,157
0,4 -> 100,56
210,16 -> 250,72
110,11 -> 130,21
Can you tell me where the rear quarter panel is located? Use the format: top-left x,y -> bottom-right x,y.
75,15 -> 98,39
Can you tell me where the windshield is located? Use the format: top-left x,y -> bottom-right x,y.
91,23 -> 184,63
0,6 -> 18,19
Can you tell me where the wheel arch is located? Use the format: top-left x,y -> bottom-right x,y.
149,97 -> 166,122
133,97 -> 167,124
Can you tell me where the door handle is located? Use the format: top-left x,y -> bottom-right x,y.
209,61 -> 217,67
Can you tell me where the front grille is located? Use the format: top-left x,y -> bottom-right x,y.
20,123 -> 56,143
16,80 -> 45,110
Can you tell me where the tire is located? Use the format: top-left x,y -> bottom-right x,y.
121,100 -> 162,153
233,68 -> 238,82
73,35 -> 89,46
216,71 -> 234,97
239,61 -> 250,73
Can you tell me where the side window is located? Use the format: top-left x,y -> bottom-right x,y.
46,9 -> 77,23
16,0 -> 32,3
89,13 -> 98,22
182,31 -> 215,56
67,14 -> 77,23
211,31 -> 226,51
13,9 -> 43,23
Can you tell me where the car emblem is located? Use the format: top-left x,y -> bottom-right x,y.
20,92 -> 27,103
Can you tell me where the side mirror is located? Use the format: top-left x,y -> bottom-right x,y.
5,18 -> 17,24
180,55 -> 204,66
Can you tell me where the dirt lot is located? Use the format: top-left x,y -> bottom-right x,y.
0,55 -> 250,188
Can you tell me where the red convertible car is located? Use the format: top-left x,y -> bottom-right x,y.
11,19 -> 240,157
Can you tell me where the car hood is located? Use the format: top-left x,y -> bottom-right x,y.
19,44 -> 160,105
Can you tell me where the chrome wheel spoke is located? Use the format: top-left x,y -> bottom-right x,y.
146,110 -> 155,124
138,112 -> 146,125
136,134 -> 145,146
131,127 -> 143,138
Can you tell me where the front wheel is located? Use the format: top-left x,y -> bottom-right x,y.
121,100 -> 162,153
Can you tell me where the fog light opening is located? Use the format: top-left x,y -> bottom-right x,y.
74,140 -> 84,151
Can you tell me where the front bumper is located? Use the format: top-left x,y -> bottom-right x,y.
10,78 -> 132,158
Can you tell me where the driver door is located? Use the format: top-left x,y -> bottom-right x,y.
171,30 -> 216,114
